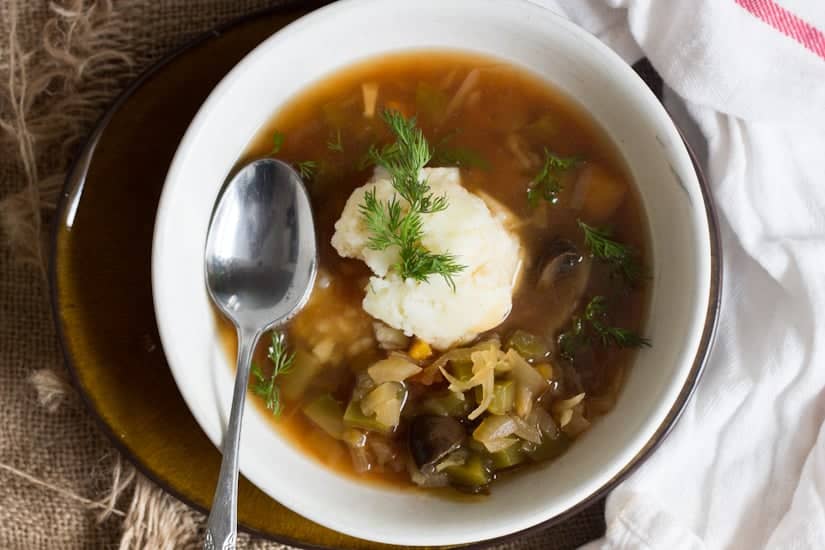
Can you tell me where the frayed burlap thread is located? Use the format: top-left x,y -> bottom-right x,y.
0,0 -> 133,274
118,475 -> 202,550
28,367 -> 74,413
1,0 -> 139,546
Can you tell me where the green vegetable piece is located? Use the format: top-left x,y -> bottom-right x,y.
302,394 -> 344,439
523,114 -> 559,141
278,348 -> 322,402
449,359 -> 474,382
445,453 -> 493,488
466,438 -> 487,454
343,399 -> 393,434
527,432 -> 571,462
270,130 -> 285,154
431,130 -> 490,171
472,379 -> 515,415
506,330 -> 548,361
431,145 -> 490,171
415,82 -> 448,119
419,391 -> 470,417
489,380 -> 515,415
490,444 -> 526,470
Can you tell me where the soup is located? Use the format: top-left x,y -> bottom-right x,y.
222,51 -> 651,494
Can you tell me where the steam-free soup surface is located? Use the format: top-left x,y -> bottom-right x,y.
221,51 -> 651,494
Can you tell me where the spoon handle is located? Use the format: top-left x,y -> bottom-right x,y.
205,327 -> 259,550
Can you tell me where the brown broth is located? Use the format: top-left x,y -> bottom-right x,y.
219,51 -> 651,491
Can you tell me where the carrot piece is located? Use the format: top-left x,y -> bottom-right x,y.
576,164 -> 627,223
408,338 -> 433,361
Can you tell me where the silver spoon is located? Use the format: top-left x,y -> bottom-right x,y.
203,158 -> 316,550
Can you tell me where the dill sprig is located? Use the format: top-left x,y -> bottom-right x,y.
327,128 -> 344,152
251,331 -> 294,415
584,296 -> 651,348
294,160 -> 317,181
359,110 -> 465,289
558,296 -> 650,360
578,220 -> 644,285
527,148 -> 580,206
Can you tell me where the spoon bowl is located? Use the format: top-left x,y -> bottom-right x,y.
205,158 -> 317,332
202,158 -> 316,549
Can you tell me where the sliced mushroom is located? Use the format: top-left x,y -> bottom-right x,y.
538,239 -> 584,288
536,238 -> 593,338
409,415 -> 466,470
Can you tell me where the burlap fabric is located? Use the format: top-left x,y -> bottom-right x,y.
0,1 -> 604,548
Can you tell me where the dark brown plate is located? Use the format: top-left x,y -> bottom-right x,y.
49,4 -> 721,549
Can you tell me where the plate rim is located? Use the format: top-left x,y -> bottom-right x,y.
48,4 -> 722,549
47,4 -> 348,550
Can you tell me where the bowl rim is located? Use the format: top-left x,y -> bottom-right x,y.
50,2 -> 722,549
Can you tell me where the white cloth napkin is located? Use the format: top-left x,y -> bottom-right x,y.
528,0 -> 825,548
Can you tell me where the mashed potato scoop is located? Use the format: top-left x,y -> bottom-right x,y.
332,167 -> 521,349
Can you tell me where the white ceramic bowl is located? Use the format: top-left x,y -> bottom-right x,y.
152,0 -> 720,546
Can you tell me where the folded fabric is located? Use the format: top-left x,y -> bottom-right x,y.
530,1 -> 825,548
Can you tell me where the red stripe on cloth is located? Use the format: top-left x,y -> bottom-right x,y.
735,0 -> 825,59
